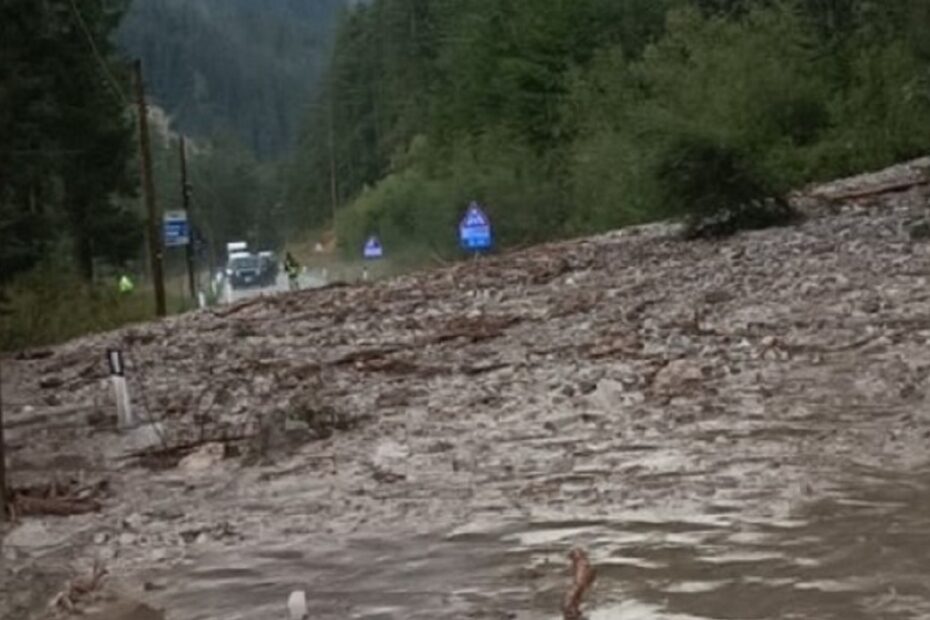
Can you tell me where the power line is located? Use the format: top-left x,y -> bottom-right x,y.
67,0 -> 130,107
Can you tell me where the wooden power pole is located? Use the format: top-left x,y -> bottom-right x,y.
328,94 -> 338,222
179,137 -> 197,301
0,359 -> 8,521
132,60 -> 167,318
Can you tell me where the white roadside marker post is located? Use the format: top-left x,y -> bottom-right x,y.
107,349 -> 136,428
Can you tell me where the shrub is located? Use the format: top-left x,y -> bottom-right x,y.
656,135 -> 797,238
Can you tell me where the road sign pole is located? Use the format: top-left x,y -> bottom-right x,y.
362,236 -> 384,282
180,137 -> 197,302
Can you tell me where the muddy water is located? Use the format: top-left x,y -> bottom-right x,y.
6,176 -> 930,620
149,464 -> 930,619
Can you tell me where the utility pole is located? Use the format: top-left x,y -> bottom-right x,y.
179,136 -> 197,301
132,59 -> 167,318
328,92 -> 338,222
0,359 -> 8,521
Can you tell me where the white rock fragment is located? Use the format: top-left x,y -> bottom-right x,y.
287,590 -> 308,620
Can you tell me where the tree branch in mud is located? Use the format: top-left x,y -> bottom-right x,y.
50,560 -> 108,613
119,432 -> 256,466
10,478 -> 107,517
14,495 -> 101,517
562,548 -> 596,620
0,359 -> 7,521
817,177 -> 929,203
210,295 -> 267,319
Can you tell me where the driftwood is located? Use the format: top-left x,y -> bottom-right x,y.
119,433 -> 256,462
14,494 -> 101,517
14,349 -> 54,361
210,296 -> 267,319
332,346 -> 403,368
562,548 -> 596,620
50,561 -> 108,613
9,477 -> 107,517
818,177 -> 930,203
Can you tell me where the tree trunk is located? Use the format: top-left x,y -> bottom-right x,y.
75,230 -> 95,282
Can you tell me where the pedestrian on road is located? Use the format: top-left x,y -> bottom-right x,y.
284,252 -> 301,291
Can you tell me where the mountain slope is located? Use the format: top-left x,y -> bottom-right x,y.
118,0 -> 346,158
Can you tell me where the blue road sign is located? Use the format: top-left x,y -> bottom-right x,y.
459,202 -> 492,251
164,211 -> 190,247
363,235 -> 384,260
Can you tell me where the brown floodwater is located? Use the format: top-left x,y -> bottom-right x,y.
150,463 -> 930,619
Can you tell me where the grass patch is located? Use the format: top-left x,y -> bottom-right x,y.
0,266 -> 192,352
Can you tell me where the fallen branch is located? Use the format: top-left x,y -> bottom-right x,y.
562,548 -> 596,620
461,362 -> 511,376
119,432 -> 256,463
50,561 -> 108,613
332,346 -> 403,367
14,349 -> 54,361
14,494 -> 101,517
815,177 -> 929,203
428,315 -> 523,346
210,296 -> 267,319
9,477 -> 108,518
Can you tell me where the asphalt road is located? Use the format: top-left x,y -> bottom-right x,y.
221,269 -> 328,305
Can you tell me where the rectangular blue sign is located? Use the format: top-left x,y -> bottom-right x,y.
164,211 -> 190,248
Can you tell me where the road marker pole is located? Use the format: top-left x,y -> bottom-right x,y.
107,349 -> 136,428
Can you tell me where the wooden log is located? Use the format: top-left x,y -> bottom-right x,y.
562,548 -> 597,620
14,495 -> 101,517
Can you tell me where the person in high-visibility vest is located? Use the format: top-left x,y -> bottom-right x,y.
118,274 -> 135,295
283,252 -> 301,291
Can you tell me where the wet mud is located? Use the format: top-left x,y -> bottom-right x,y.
3,162 -> 930,619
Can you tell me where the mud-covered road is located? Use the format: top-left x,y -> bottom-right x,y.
3,162 -> 930,619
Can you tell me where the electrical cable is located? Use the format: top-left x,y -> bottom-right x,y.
67,0 -> 130,107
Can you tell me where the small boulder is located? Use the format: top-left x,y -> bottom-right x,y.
653,359 -> 705,392
178,443 -> 225,473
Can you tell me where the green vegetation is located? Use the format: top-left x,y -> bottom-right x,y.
290,0 -> 930,253
2,0 -> 327,350
0,264 -> 192,351
5,0 -> 930,349
0,0 -> 139,288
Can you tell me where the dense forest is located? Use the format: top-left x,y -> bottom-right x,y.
0,0 -> 346,286
4,0 -> 930,348
289,0 -> 930,256
0,0 -> 345,348
118,0 -> 346,158
1,0 -> 139,286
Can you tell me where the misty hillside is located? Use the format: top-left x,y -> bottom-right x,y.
118,0 -> 347,158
